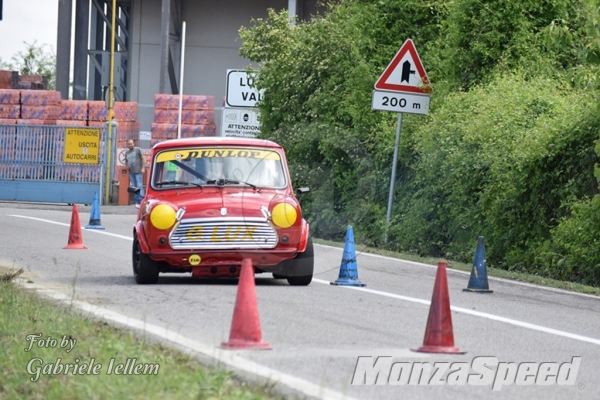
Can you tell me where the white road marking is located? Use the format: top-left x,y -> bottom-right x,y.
8,214 -> 133,240
8,213 -> 600,348
314,278 -> 600,346
320,243 -> 600,299
17,281 -> 356,400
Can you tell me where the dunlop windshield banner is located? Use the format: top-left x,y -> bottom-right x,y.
156,148 -> 281,163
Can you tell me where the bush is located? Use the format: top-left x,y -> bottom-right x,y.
390,72 -> 599,266
534,195 -> 600,286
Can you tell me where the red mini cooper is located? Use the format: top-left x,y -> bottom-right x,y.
132,137 -> 313,285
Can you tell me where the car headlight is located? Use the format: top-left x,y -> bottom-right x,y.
150,204 -> 177,230
271,202 -> 298,229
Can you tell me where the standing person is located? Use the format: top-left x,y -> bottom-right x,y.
124,139 -> 146,208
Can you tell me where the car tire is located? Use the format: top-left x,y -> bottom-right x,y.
132,235 -> 159,284
286,238 -> 314,286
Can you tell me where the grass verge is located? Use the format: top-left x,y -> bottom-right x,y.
0,269 -> 278,400
314,238 -> 600,296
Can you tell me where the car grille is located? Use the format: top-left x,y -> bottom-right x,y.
169,217 -> 278,250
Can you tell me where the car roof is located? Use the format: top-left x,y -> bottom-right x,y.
152,137 -> 283,150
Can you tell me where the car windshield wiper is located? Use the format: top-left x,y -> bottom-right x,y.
206,179 -> 257,190
156,180 -> 203,188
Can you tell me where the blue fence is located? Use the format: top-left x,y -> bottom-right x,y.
0,124 -> 110,204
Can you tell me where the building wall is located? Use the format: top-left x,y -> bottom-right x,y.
129,0 -> 294,134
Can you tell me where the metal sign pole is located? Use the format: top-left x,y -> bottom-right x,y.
99,161 -> 104,204
104,0 -> 117,205
177,21 -> 187,139
385,112 -> 403,242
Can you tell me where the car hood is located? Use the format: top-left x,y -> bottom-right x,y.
149,188 -> 284,219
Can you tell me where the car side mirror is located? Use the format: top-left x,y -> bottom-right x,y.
296,187 -> 310,195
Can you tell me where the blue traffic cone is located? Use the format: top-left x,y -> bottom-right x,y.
330,226 -> 366,287
85,192 -> 105,230
463,236 -> 492,293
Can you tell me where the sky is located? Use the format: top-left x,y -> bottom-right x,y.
0,0 -> 58,63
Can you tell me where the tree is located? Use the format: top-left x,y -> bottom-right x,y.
0,41 -> 56,89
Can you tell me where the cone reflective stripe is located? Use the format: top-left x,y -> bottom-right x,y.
221,258 -> 271,350
330,226 -> 366,287
463,236 -> 493,293
64,204 -> 88,249
412,261 -> 465,354
85,192 -> 105,230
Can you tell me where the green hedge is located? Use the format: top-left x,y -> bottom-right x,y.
389,72 -> 599,271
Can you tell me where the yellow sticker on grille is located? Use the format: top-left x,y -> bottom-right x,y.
189,254 -> 201,265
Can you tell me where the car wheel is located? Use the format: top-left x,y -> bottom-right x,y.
132,235 -> 159,284
287,238 -> 314,286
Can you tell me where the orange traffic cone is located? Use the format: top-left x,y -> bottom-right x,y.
412,261 -> 465,354
63,204 -> 88,249
221,258 -> 271,350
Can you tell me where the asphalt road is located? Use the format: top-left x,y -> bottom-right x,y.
1,202 -> 599,400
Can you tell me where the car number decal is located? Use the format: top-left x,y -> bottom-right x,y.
186,225 -> 259,242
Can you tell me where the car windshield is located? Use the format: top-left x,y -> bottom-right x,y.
151,147 -> 287,189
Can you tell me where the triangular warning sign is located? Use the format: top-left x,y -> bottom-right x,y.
375,39 -> 432,94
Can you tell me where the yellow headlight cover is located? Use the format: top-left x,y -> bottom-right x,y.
271,202 -> 297,229
150,204 -> 177,230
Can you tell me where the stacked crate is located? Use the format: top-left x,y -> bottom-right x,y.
17,75 -> 49,90
151,94 -> 217,146
57,100 -> 89,126
18,90 -> 62,125
0,86 -> 141,183
87,100 -> 108,125
0,70 -> 48,90
114,101 -> 141,147
57,100 -> 140,141
0,71 -> 19,90
0,89 -> 21,124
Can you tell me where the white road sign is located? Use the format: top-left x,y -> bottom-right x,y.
225,70 -> 264,108
371,90 -> 430,115
221,108 -> 261,138
139,130 -> 151,141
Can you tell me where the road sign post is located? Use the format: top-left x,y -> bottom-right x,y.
372,39 -> 432,242
386,113 -> 403,231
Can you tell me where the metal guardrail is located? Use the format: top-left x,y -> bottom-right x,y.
0,124 -> 109,204
0,124 -> 106,182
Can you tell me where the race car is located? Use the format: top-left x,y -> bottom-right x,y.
132,137 -> 313,285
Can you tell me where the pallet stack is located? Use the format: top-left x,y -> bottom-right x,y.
58,100 -> 139,138
0,70 -> 48,90
114,101 -> 141,147
0,89 -> 21,124
0,81 -> 141,184
151,94 -> 217,146
0,71 -> 19,90
0,92 -> 140,134
20,90 -> 62,124
0,89 -> 63,125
